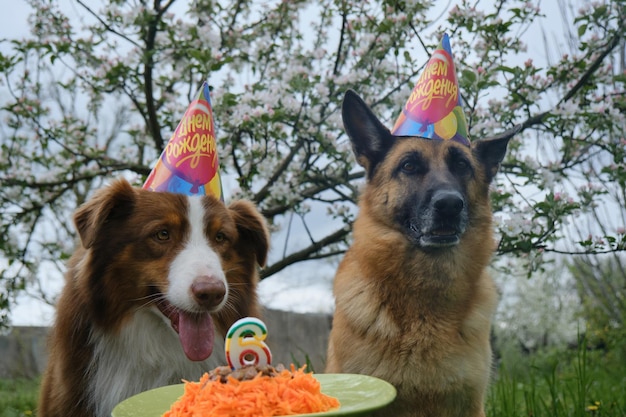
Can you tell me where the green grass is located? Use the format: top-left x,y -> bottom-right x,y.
0,377 -> 39,417
487,336 -> 626,417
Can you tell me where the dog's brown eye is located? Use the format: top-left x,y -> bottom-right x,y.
155,230 -> 170,241
215,232 -> 226,243
454,159 -> 470,173
401,160 -> 418,173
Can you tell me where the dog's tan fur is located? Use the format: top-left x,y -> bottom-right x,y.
326,90 -> 511,417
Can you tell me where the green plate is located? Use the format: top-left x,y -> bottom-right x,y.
112,373 -> 396,417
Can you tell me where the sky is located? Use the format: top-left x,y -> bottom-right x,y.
2,0 -> 576,326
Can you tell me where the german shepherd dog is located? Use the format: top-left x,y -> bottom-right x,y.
326,90 -> 511,417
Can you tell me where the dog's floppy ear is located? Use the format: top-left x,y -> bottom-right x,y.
228,200 -> 270,267
342,89 -> 395,177
472,135 -> 511,183
73,178 -> 136,248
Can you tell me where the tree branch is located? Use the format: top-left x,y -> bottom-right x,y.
260,227 -> 350,278
486,26 -> 624,143
333,4 -> 348,75
142,3 -> 169,152
260,170 -> 364,218
75,0 -> 141,48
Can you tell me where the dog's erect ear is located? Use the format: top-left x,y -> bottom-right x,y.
73,178 -> 136,248
472,135 -> 511,183
473,124 -> 520,182
342,89 -> 395,177
228,200 -> 270,267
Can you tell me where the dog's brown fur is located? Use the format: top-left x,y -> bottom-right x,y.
326,90 -> 511,417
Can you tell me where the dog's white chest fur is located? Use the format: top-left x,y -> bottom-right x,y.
88,308 -> 224,417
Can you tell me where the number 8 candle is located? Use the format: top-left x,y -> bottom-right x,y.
225,317 -> 272,369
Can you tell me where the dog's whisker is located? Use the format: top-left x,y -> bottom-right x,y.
220,301 -> 239,317
131,293 -> 162,302
223,265 -> 246,274
225,282 -> 248,290
132,294 -> 167,312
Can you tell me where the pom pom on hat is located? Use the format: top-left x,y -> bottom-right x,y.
391,33 -> 470,146
143,81 -> 223,200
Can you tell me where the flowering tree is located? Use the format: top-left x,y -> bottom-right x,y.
1,0 -> 624,327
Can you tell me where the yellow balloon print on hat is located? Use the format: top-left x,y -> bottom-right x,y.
434,111 -> 458,140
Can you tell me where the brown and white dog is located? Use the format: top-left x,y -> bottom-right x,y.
38,178 -> 269,417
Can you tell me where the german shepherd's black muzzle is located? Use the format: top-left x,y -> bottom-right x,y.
407,188 -> 468,248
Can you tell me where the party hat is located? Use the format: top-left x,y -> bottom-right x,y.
143,81 -> 223,200
391,33 -> 470,146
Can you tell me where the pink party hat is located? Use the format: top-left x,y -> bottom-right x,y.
391,33 -> 470,146
143,81 -> 223,200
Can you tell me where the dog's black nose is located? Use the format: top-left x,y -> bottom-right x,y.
432,190 -> 464,217
191,276 -> 226,309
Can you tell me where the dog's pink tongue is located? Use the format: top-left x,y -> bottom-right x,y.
178,311 -> 214,362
